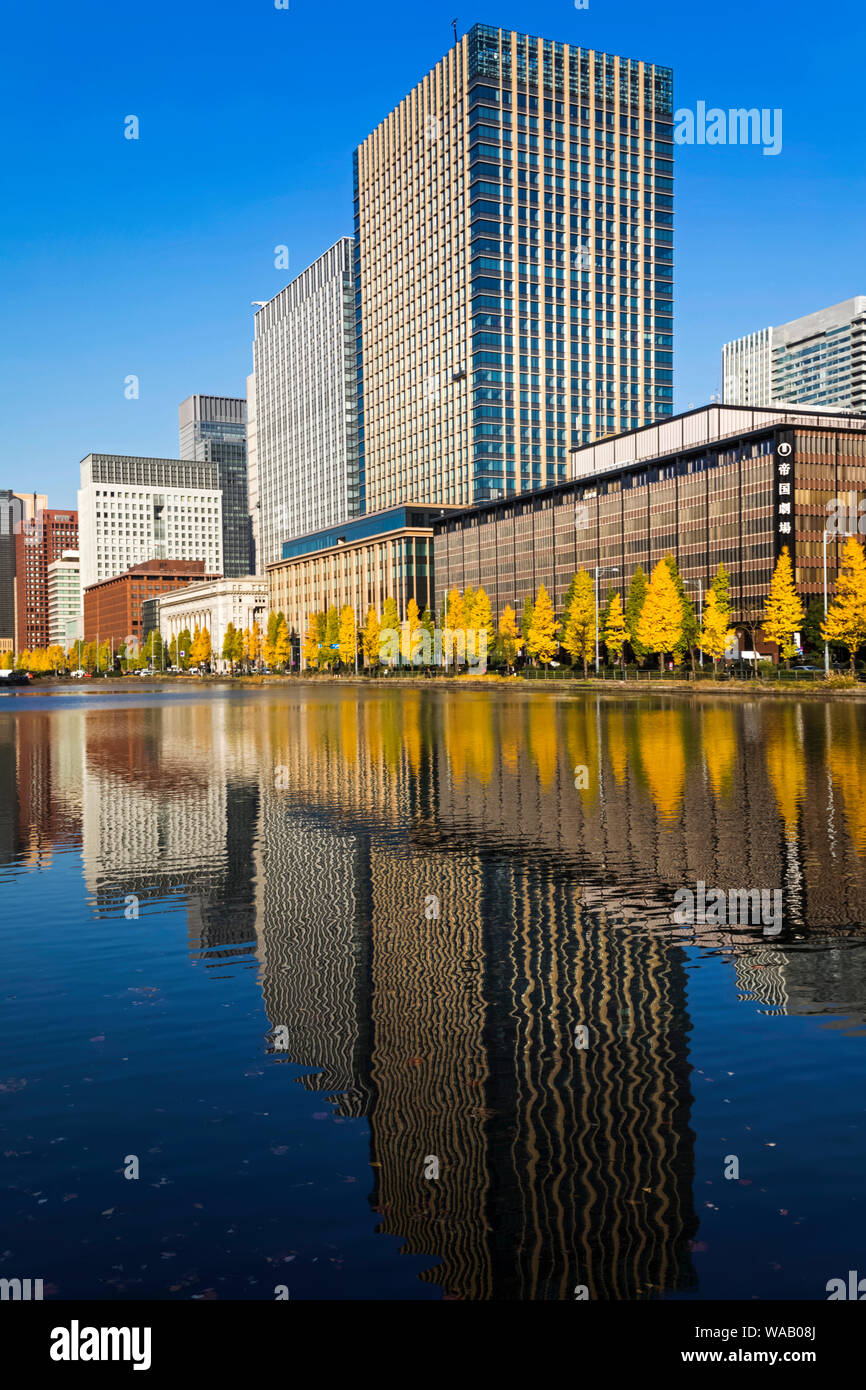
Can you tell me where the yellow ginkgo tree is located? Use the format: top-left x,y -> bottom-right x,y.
526,583 -> 560,666
762,546 -> 804,669
822,534 -> 866,675
637,559 -> 683,674
561,569 -> 596,678
698,589 -> 735,677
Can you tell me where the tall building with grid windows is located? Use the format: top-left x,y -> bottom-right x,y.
722,297 -> 866,410
252,239 -> 360,569
178,395 -> 251,577
353,22 -> 674,514
14,507 -> 79,651
77,455 -> 223,592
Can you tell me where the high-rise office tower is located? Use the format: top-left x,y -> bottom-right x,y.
77,455 -> 223,592
252,238 -> 360,568
0,492 -> 26,654
14,506 -> 79,651
178,395 -> 250,577
723,297 -> 866,410
245,372 -> 260,574
353,22 -> 674,511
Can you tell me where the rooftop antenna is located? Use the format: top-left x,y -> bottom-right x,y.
452,18 -> 458,44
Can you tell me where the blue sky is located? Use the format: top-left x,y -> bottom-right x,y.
2,0 -> 863,507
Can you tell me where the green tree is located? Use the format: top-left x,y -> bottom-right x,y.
381,596 -> 400,667
520,594 -> 534,645
711,562 -> 731,615
802,597 -> 826,658
222,622 -> 242,672
144,629 -> 164,669
625,566 -> 649,665
177,628 -> 192,670
420,605 -> 435,666
321,606 -> 340,668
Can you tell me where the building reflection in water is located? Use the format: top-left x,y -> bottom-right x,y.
1,688 -> 866,1298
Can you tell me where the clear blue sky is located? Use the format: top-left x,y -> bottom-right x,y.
2,0 -> 863,508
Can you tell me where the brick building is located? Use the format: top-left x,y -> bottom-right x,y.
15,507 -> 79,650
82,559 -> 218,647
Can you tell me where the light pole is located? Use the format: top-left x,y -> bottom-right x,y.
823,528 -> 830,677
594,566 -> 620,674
685,577 -> 704,668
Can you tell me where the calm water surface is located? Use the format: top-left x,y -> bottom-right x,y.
1,684 -> 864,1300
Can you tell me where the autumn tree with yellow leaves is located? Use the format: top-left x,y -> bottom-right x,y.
637,559 -> 683,674
302,612 -> 324,670
526,583 -> 560,666
498,604 -> 520,673
603,591 -> 628,668
338,605 -> 357,669
762,546 -> 804,668
822,534 -> 866,675
698,589 -> 735,676
361,606 -> 380,669
561,569 -> 596,678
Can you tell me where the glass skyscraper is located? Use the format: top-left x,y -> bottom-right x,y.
251,239 -> 360,569
353,22 -> 674,512
178,395 -> 251,576
723,297 -> 866,411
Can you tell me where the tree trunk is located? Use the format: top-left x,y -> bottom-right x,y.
659,652 -> 664,676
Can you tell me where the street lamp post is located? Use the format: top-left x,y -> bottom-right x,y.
823,528 -> 830,677
594,566 -> 599,674
594,565 -> 620,674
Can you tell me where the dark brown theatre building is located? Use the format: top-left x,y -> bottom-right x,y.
434,404 -> 866,625
83,559 -> 219,646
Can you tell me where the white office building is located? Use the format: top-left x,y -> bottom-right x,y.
77,454 -> 223,592
252,238 -> 359,567
156,576 -> 268,671
723,297 -> 866,410
47,549 -> 82,648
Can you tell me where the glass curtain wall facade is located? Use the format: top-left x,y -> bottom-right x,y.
723,298 -> 866,410
253,239 -> 360,568
178,395 -> 250,577
353,22 -> 674,514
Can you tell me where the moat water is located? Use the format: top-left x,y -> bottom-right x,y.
1,684 -> 864,1299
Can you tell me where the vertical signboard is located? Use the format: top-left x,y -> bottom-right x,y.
774,429 -> 795,562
